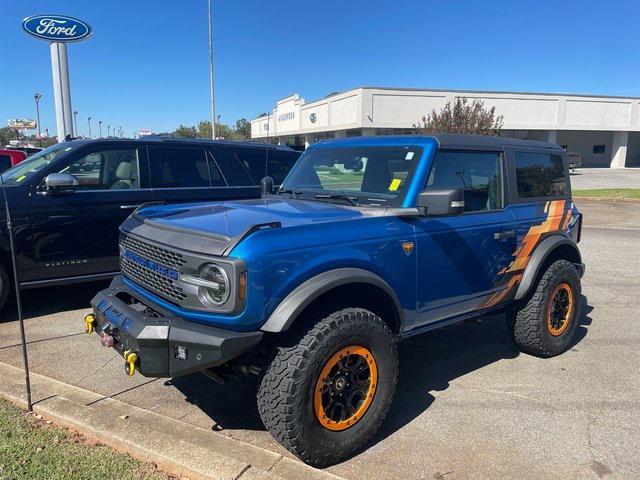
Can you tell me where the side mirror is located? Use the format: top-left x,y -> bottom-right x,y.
417,187 -> 465,216
43,173 -> 77,194
260,176 -> 275,196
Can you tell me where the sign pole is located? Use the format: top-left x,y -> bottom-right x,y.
208,0 -> 216,140
50,42 -> 74,141
0,174 -> 32,411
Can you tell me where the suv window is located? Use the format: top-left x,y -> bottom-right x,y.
60,148 -> 139,190
211,147 -> 254,186
149,147 -> 221,188
427,151 -> 503,212
268,151 -> 298,185
233,148 -> 267,185
0,154 -> 11,172
515,152 -> 566,198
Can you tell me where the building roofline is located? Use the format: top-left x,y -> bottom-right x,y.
251,85 -> 640,121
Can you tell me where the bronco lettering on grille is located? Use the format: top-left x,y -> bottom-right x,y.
122,249 -> 179,280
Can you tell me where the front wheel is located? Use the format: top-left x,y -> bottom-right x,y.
257,308 -> 398,467
508,259 -> 582,357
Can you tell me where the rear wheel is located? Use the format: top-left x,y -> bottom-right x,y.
257,307 -> 398,467
508,259 -> 581,357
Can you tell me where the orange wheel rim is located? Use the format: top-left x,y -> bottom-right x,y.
546,282 -> 575,336
314,345 -> 377,432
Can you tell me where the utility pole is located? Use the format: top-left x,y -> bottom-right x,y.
34,93 -> 42,145
98,120 -> 102,138
73,110 -> 78,137
88,116 -> 92,139
208,0 -> 216,140
107,125 -> 111,137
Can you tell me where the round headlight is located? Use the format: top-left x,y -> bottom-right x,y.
198,263 -> 229,306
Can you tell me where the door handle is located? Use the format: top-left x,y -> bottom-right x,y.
493,230 -> 516,241
120,204 -> 142,210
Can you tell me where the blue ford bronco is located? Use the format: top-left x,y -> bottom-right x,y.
86,134 -> 584,466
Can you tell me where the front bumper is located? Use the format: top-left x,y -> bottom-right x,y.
89,275 -> 263,378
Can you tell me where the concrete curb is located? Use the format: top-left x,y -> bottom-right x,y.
573,195 -> 640,204
0,362 -> 344,480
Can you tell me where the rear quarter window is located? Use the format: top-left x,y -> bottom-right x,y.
515,151 -> 567,199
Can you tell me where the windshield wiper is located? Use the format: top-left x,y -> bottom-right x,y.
314,194 -> 359,206
277,188 -> 302,199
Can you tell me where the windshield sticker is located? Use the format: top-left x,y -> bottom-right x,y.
64,147 -> 72,151
388,178 -> 402,191
405,152 -> 414,160
16,175 -> 26,183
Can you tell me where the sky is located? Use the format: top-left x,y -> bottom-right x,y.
1,0 -> 639,138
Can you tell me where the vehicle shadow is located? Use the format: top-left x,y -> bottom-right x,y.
172,296 -> 593,447
0,281 -> 110,324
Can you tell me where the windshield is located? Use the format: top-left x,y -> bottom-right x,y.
279,145 -> 422,207
0,143 -> 72,186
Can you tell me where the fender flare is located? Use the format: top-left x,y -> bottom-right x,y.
260,268 -> 404,333
514,235 -> 582,301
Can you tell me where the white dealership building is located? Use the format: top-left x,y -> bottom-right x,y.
250,87 -> 640,168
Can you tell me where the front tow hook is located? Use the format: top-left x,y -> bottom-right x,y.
84,313 -> 96,334
123,350 -> 138,377
99,330 -> 115,348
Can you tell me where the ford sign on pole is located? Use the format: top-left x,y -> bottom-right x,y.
22,15 -> 92,42
22,15 -> 92,141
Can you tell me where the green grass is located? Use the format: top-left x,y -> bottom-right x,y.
0,398 -> 169,480
572,188 -> 640,200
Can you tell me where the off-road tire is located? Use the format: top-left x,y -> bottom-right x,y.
0,263 -> 11,312
508,259 -> 581,357
257,308 -> 398,467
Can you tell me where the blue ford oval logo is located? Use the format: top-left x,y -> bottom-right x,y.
22,15 -> 92,42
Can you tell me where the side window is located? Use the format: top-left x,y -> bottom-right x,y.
233,148 -> 267,185
149,148 -> 215,188
427,151 -> 503,212
0,155 -> 12,172
60,148 -> 139,190
267,151 -> 299,185
211,147 -> 254,186
515,152 -> 566,198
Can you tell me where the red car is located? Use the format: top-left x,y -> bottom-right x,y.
0,149 -> 27,172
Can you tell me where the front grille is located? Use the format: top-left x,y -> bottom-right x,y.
121,256 -> 187,303
121,233 -> 186,269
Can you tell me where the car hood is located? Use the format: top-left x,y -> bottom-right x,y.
121,197 -> 377,256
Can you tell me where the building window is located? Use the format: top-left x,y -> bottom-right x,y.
346,129 -> 362,137
593,145 -> 606,154
313,132 -> 335,142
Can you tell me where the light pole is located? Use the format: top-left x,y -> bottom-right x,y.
98,120 -> 102,138
107,125 -> 111,137
34,93 -> 42,145
88,116 -> 92,139
208,0 -> 216,140
216,114 -> 221,138
73,110 -> 78,137
119,127 -> 122,138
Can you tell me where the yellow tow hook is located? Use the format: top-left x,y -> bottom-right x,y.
84,313 -> 96,334
123,350 -> 138,377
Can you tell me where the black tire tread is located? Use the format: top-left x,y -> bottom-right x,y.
509,259 -> 581,357
257,308 -> 398,467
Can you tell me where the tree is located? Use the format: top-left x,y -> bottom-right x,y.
414,98 -> 503,136
197,120 -> 212,139
235,118 -> 251,139
173,125 -> 198,138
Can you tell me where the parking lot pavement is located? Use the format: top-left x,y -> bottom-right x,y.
570,167 -> 640,190
0,200 -> 638,480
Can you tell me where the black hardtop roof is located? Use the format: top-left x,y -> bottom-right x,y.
432,133 -> 563,150
67,136 -> 296,151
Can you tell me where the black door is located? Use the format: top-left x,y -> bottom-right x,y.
29,144 -> 152,279
147,144 -> 258,204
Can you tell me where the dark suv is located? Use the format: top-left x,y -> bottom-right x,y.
0,137 -> 299,310
86,134 -> 584,466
